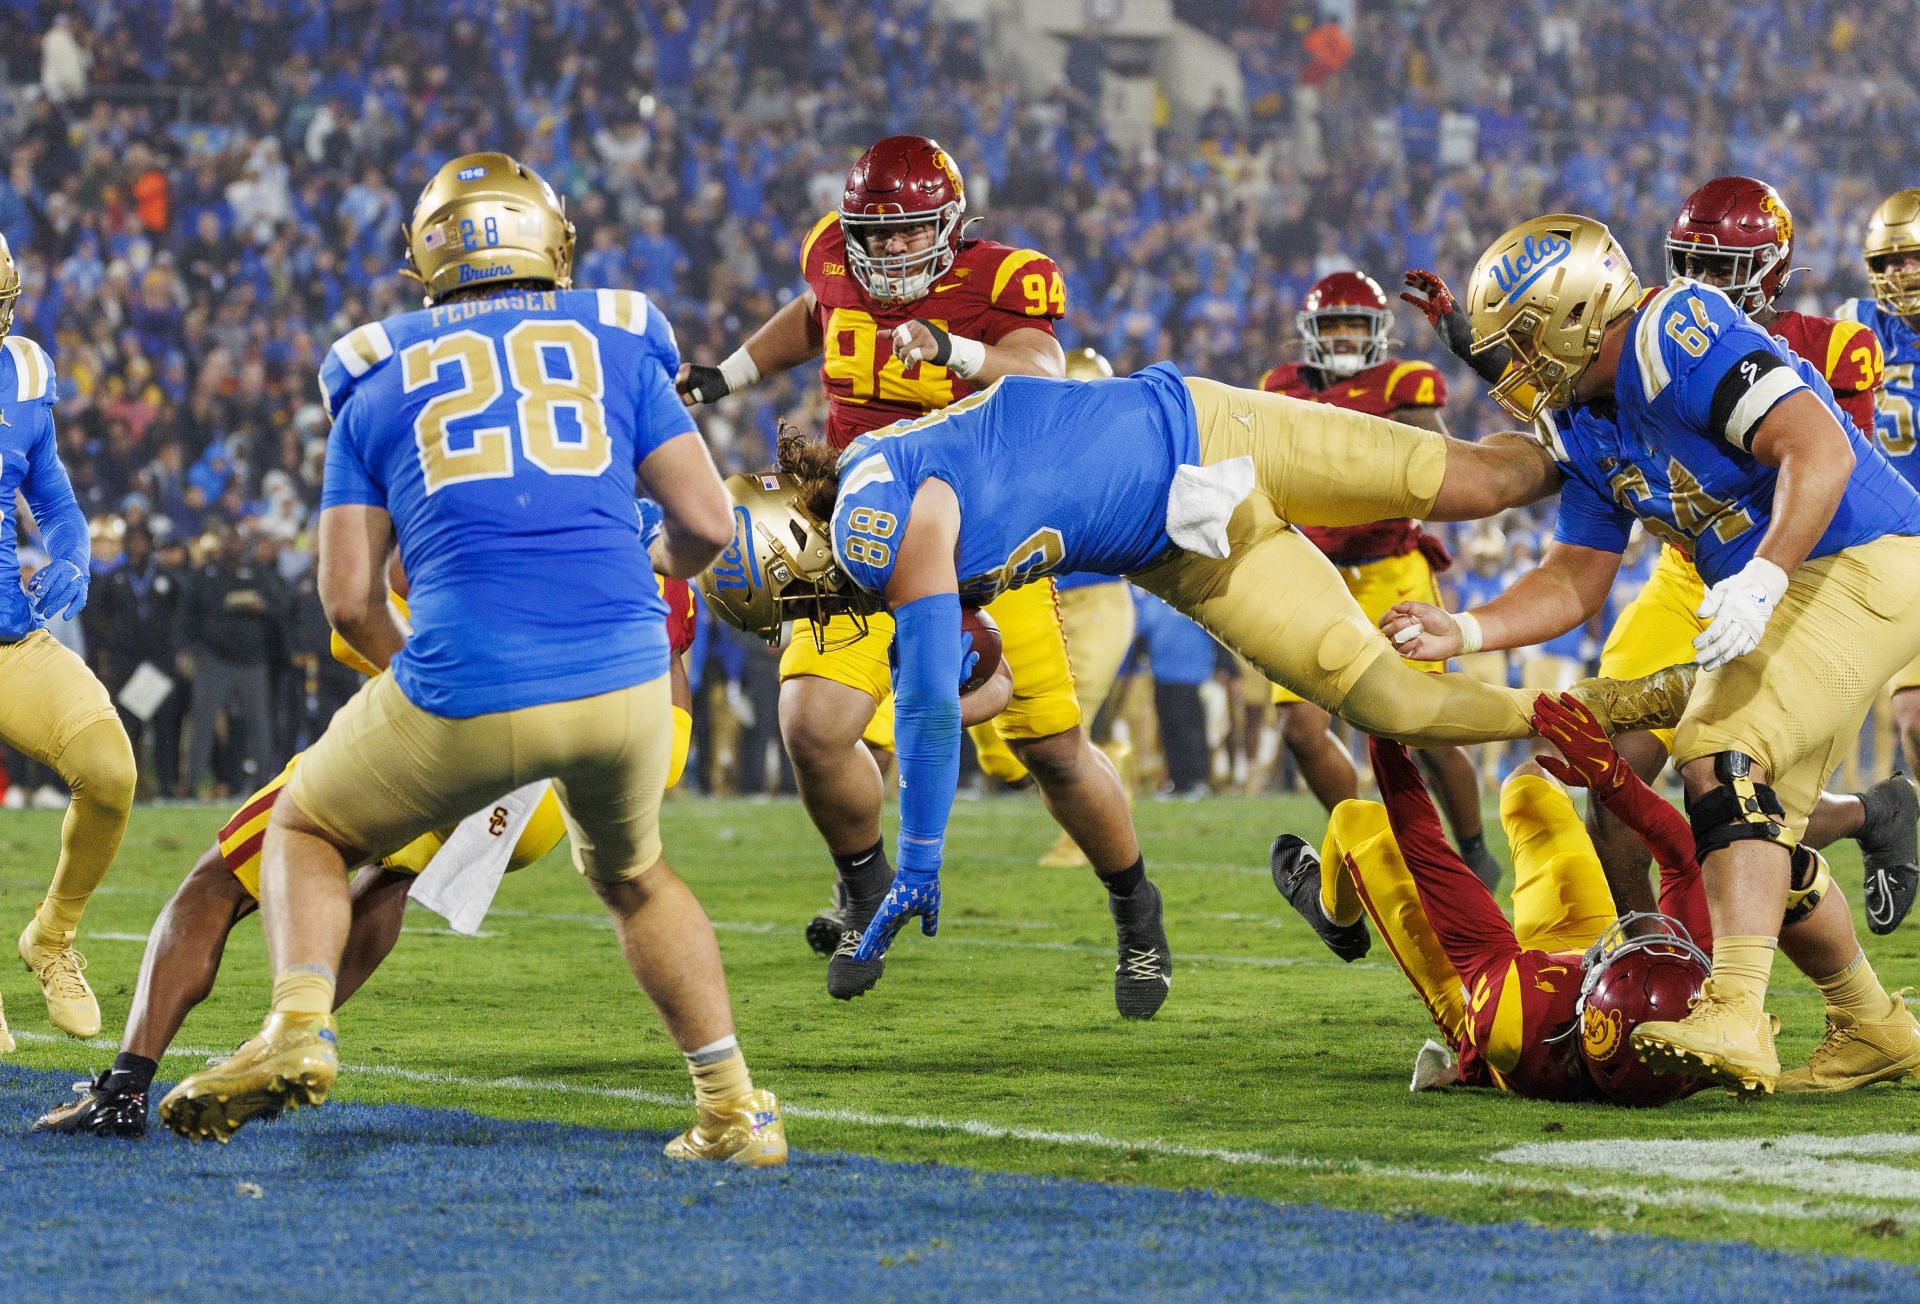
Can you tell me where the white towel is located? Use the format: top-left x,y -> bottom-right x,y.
1164,455 -> 1256,560
407,781 -> 550,935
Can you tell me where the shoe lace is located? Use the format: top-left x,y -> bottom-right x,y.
1120,947 -> 1167,982
31,946 -> 90,1002
831,930 -> 863,962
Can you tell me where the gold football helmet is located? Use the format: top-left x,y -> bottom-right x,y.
1063,347 -> 1113,381
402,152 -> 575,305
698,472 -> 877,648
1465,214 -> 1643,422
0,233 -> 21,340
1864,188 -> 1920,318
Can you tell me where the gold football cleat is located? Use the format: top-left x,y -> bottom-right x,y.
1779,989 -> 1920,1093
159,1012 -> 339,1143
0,991 -> 14,1053
663,1089 -> 787,1167
19,922 -> 100,1038
1566,662 -> 1697,738
1630,977 -> 1780,1096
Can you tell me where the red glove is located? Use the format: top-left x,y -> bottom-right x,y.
1400,269 -> 1457,330
1529,692 -> 1627,799
662,576 -> 698,656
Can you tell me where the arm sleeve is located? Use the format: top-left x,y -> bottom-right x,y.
1550,468 -> 1634,554
891,592 -> 963,874
320,398 -> 384,508
20,411 -> 89,577
1592,771 -> 1712,944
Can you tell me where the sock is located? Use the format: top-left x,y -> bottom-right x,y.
106,1051 -> 158,1096
28,892 -> 89,947
1099,857 -> 1145,897
685,1035 -> 754,1110
1709,935 -> 1778,1013
270,964 -> 337,1018
1811,948 -> 1897,1023
833,841 -> 893,910
1459,832 -> 1487,861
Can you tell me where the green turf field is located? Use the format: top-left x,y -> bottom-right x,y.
3,792 -> 1917,1263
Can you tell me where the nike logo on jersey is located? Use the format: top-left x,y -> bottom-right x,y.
1347,386 -> 1369,397
932,282 -> 963,293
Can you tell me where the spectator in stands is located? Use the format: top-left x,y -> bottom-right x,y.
87,522 -> 187,796
175,527 -> 287,798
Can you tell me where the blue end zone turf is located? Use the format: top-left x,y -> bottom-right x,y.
2,1066 -> 1914,1302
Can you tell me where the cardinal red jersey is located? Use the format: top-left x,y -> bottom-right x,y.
1453,948 -> 1597,1101
801,213 -> 1065,448
1768,309 -> 1883,437
1258,358 -> 1448,563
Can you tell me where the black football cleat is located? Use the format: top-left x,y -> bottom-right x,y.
1271,834 -> 1371,962
805,879 -> 849,958
32,1071 -> 148,1138
1110,879 -> 1172,1020
1856,774 -> 1919,936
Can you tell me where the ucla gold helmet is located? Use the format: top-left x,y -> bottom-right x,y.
698,472 -> 877,648
402,152 -> 575,305
1864,188 -> 1920,318
1465,214 -> 1642,423
0,233 -> 21,340
1063,347 -> 1113,381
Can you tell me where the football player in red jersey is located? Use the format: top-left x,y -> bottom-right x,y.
1258,272 -> 1501,889
679,136 -> 1169,1017
1401,179 -> 1916,936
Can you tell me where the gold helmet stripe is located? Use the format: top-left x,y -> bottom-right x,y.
1631,280 -> 1692,403
3,335 -> 50,402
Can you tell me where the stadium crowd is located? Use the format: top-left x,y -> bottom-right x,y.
1,0 -> 1913,799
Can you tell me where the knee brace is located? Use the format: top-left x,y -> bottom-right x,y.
1782,844 -> 1834,927
1684,751 -> 1795,858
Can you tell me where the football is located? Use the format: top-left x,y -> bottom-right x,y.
960,606 -> 1003,694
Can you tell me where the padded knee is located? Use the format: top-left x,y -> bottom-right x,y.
1782,845 -> 1834,927
1684,751 -> 1794,858
58,717 -> 137,814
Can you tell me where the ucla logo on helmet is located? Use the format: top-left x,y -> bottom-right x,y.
456,166 -> 488,181
457,262 -> 513,284
1491,232 -> 1574,304
710,506 -> 760,592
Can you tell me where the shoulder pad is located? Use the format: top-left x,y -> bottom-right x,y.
1382,359 -> 1447,408
593,287 -> 678,364
831,450 -> 912,596
1,335 -> 55,404
1835,297 -> 1869,326
800,212 -> 841,279
986,247 -> 1066,317
319,321 -> 396,418
1631,280 -> 1734,403
1824,317 -> 1884,393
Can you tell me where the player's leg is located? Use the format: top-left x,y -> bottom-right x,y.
1893,682 -> 1920,776
994,580 -> 1172,1018
547,675 -> 782,1165
1500,765 -> 1616,955
1041,582 -> 1137,867
1275,695 -> 1359,809
0,630 -> 135,1039
1636,537 -> 1920,1093
1803,775 -> 1919,935
1420,746 -> 1499,888
969,720 -> 1030,786
1776,869 -> 1920,1092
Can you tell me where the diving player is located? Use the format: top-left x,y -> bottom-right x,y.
1402,178 -> 1917,936
159,153 -> 783,1165
679,136 -> 1168,1017
1385,214 -> 1920,1095
32,572 -> 700,1136
1259,271 -> 1498,888
699,361 -> 1698,982
0,233 -> 137,1052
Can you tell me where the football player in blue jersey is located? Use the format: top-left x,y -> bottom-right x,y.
699,359 -> 1698,1004
1382,214 -> 1920,1095
160,154 -> 784,1164
0,233 -> 137,1053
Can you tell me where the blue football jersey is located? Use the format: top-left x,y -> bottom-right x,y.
320,288 -> 696,717
0,335 -> 84,641
1838,296 -> 1920,488
830,364 -> 1200,603
1546,281 -> 1920,586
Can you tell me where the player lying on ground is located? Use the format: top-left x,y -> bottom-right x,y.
1401,177 -> 1918,936
0,233 -> 138,1053
32,579 -> 699,1138
1276,696 -> 1920,1100
1385,213 -> 1920,1094
682,137 -> 1169,1018
702,362 -> 1699,977
157,152 -> 782,1164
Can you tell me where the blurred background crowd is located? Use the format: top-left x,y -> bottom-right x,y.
1,0 -> 1912,804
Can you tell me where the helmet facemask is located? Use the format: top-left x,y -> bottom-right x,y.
1666,236 -> 1788,315
840,204 -> 963,303
1868,251 -> 1920,319
699,473 -> 880,651
1299,307 -> 1392,378
0,236 -> 20,341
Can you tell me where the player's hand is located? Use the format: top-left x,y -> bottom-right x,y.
26,559 -> 87,622
676,361 -> 730,406
959,658 -> 1012,727
1380,601 -> 1464,662
637,497 -> 665,551
890,318 -> 950,368
1529,692 -> 1627,799
851,867 -> 941,963
1692,557 -> 1787,671
1400,269 -> 1457,328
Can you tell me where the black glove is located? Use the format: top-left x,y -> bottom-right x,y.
1402,269 -> 1509,386
901,318 -> 953,367
677,363 -> 730,405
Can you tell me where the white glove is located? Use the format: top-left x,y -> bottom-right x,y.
1693,557 -> 1788,671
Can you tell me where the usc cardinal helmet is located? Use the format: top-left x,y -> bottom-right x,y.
402,152 -> 576,305
839,135 -> 967,303
1573,914 -> 1709,1107
1299,271 -> 1394,378
1666,176 -> 1795,315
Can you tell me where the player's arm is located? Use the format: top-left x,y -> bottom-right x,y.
1389,403 -> 1448,436
891,320 -> 1065,384
1382,540 -> 1620,660
850,479 -> 964,964
676,289 -> 823,405
20,412 -> 91,621
637,431 -> 734,577
317,504 -> 405,671
1745,390 -> 1854,574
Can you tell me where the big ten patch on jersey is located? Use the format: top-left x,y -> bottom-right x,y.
1260,358 -> 1446,418
801,213 -> 1065,447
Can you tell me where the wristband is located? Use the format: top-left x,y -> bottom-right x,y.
719,346 -> 760,393
1453,610 -> 1483,655
946,334 -> 986,380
